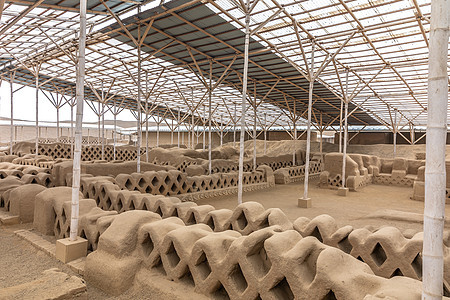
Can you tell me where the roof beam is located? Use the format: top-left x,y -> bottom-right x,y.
0,0 -> 44,36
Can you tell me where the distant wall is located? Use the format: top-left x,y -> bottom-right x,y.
1,125 -> 320,148
335,131 -> 428,145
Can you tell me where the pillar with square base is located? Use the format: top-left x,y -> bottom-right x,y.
298,197 -> 312,208
56,237 -> 88,263
338,187 -> 349,196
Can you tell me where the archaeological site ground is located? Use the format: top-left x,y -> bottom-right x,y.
0,0 -> 449,299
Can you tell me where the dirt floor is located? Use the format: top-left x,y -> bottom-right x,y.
0,179 -> 446,298
0,222 -> 185,299
2,137 -> 448,298
196,178 -> 446,233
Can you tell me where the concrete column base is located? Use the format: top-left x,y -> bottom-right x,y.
338,187 -> 349,196
56,237 -> 88,263
0,215 -> 20,225
298,197 -> 312,208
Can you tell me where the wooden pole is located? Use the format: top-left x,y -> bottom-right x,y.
253,83 -> 257,171
113,100 -> 117,160
393,109 -> 397,158
234,103 -> 237,148
191,87 -> 195,149
208,61 -> 212,174
301,40 -> 315,202
156,118 -> 160,147
145,74 -> 149,162
293,117 -> 297,166
422,0 -> 448,297
171,119 -> 174,144
339,99 -> 343,152
100,82 -> 105,160
264,112 -> 267,155
9,72 -> 13,155
70,0 -> 86,241
70,99 -> 74,158
203,105 -> 206,150
319,113 -> 323,156
35,67 -> 39,156
177,108 -> 180,148
136,18 -> 142,173
341,69 -> 349,189
238,5 -> 250,205
220,114 -> 223,146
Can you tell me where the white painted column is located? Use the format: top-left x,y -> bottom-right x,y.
253,98 -> 257,171
70,102 -> 74,158
341,69 -> 349,189
203,105 -> 206,150
263,112 -> 267,155
339,99 -> 343,153
177,108 -> 180,148
35,70 -> 39,156
393,109 -> 397,158
113,101 -> 117,161
220,115 -> 223,146
234,103 -> 237,148
422,0 -> 448,298
70,0 -> 86,241
101,102 -> 105,160
10,73 -> 13,155
293,118 -> 297,166
136,32 -> 142,173
301,41 -> 315,201
156,118 -> 160,147
208,61 -> 212,175
237,8 -> 250,205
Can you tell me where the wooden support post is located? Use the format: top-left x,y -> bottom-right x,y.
35,65 -> 40,156
177,108 -> 181,148
264,112 -> 267,155
136,19 -> 142,173
341,69 -> 349,190
300,40 -> 315,203
113,101 -> 117,160
10,72 -> 14,155
208,61 -> 212,175
70,98 -> 74,158
203,105 -> 206,150
393,109 -> 397,158
253,82 -> 257,171
234,103 -> 237,148
70,0 -> 86,241
422,0 -> 448,297
156,118 -> 160,147
238,5 -> 250,205
339,97 -> 343,153
319,113 -> 323,156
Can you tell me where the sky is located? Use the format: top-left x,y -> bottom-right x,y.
0,82 -> 138,129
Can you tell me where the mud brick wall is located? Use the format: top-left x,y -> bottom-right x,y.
274,160 -> 323,184
10,142 -> 144,162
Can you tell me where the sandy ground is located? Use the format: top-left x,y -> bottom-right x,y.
0,179 -> 446,298
0,222 -> 180,299
2,140 -> 449,298
196,178 -> 444,233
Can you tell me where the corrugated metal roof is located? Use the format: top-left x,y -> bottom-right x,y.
103,0 -> 379,126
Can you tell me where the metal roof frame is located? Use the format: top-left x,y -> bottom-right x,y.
0,0 -> 447,143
